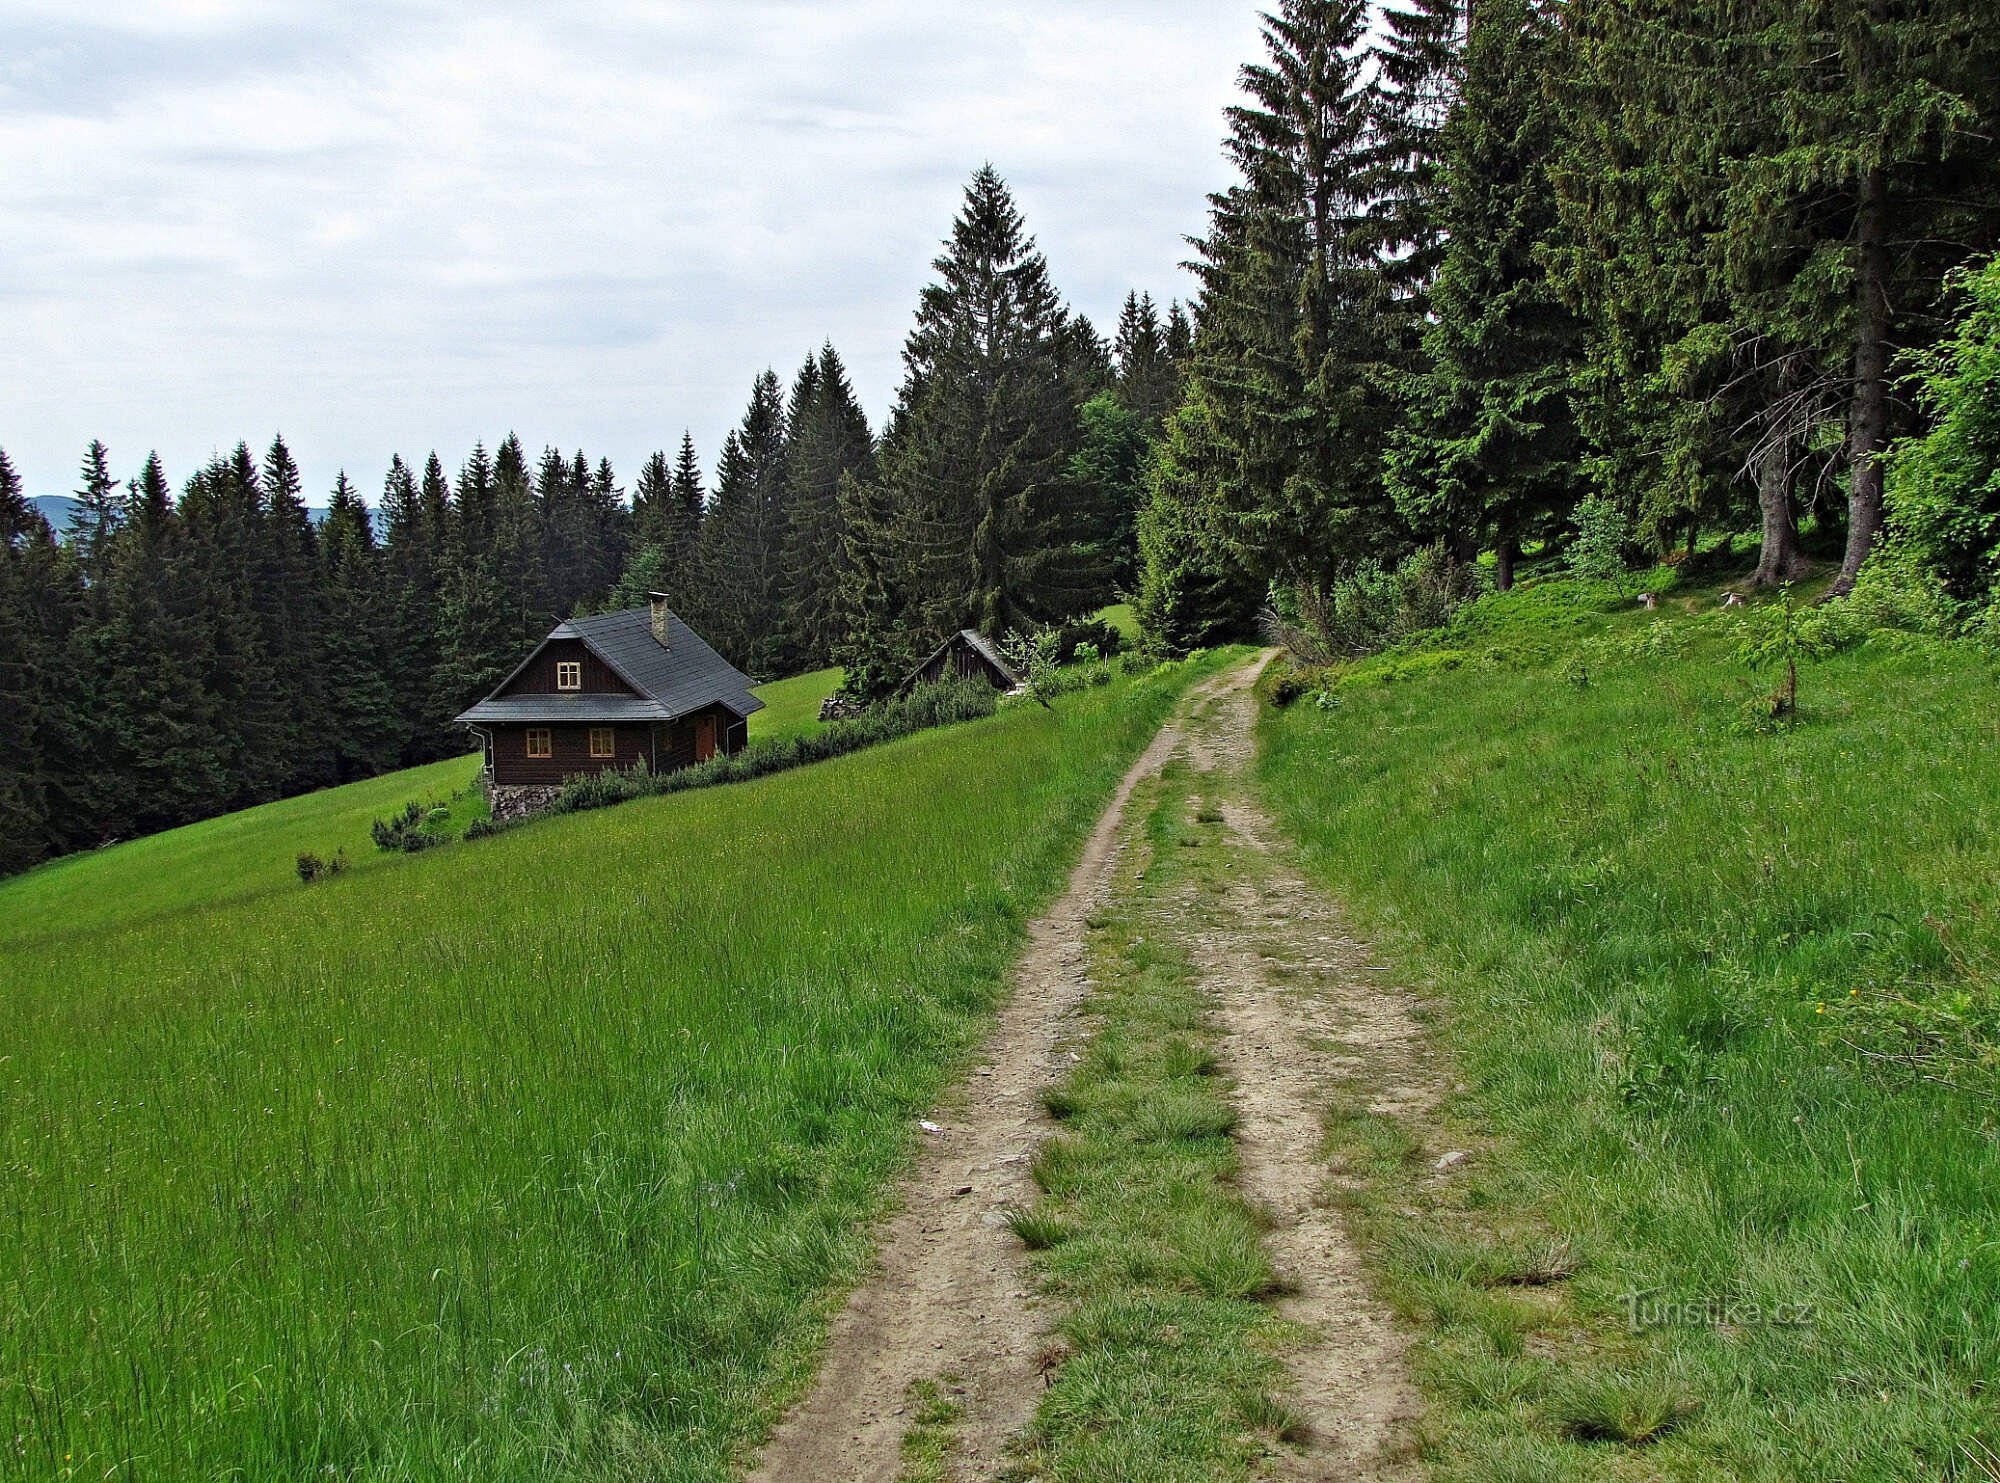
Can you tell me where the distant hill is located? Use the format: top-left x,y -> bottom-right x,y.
29,494 -> 378,538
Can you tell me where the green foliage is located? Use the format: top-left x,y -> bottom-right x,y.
1884,256 -> 2000,631
1134,386 -> 1263,655
0,654 -> 1228,1481
1565,495 -> 1630,581
1387,0 -> 1584,562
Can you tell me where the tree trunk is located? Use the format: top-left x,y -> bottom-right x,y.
1751,435 -> 1809,586
1833,8 -> 1891,598
1495,537 -> 1518,592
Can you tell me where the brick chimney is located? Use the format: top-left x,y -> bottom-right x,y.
648,592 -> 672,649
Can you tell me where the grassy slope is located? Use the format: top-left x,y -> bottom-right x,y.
749,666 -> 843,744
0,753 -> 485,952
1,654 -> 1228,1483
0,672 -> 837,953
1257,574 -> 2000,1478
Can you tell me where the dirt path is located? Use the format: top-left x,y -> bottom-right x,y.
744,657 -> 1430,1480
1178,667 -> 1432,1479
745,663 -> 1254,1483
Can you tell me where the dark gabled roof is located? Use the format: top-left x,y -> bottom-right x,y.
456,695 -> 674,724
455,606 -> 763,726
903,628 -> 1022,692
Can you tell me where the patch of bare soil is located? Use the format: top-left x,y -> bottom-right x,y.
1181,672 -> 1435,1478
743,664 -> 1251,1483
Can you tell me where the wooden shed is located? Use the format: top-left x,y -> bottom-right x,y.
905,629 -> 1022,693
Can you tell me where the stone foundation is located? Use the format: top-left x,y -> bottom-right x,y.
485,782 -> 563,825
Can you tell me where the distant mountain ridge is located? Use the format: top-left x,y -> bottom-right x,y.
28,495 -> 378,538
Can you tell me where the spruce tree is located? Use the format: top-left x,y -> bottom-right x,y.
698,371 -> 792,673
318,472 -> 402,779
434,443 -> 514,718
779,344 -> 876,668
1181,0 -> 1403,620
0,450 -> 53,871
69,439 -> 124,596
259,435 -> 332,789
1113,293 -> 1179,428
1387,0 -> 1583,587
379,454 -> 449,760
839,166 -> 1099,693
1369,0 -> 1463,307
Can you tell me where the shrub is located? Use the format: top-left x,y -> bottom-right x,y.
1050,617 -> 1124,663
295,849 -> 347,884
1567,495 -> 1631,580
1271,544 -> 1487,661
370,801 -> 447,853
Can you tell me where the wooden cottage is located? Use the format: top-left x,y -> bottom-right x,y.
457,594 -> 762,794
905,629 -> 1021,693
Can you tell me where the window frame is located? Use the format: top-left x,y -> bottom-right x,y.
555,660 -> 583,692
588,727 -> 616,760
525,727 -> 553,759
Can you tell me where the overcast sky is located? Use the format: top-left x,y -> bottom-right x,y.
1,1 -> 1267,504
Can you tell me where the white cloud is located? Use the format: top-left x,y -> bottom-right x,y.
0,0 -> 1265,501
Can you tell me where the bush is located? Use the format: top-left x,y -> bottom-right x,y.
370,801 -> 447,854
1050,617 -> 1123,664
549,676 -> 1000,817
1567,495 -> 1631,581
296,849 -> 347,884
1271,544 -> 1487,662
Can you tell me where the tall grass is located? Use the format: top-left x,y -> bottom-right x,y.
0,654 -> 1226,1482
1258,577 -> 2000,1477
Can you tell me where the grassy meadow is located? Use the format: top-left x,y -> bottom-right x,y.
0,754 -> 485,953
746,666 -> 842,745
0,653 -> 1227,1482
1257,569 -> 2000,1478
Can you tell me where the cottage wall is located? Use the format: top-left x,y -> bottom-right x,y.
488,722 -> 655,786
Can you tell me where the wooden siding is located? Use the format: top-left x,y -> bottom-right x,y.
497,638 -> 636,698
486,705 -> 747,786
489,723 -> 655,785
652,703 -> 749,773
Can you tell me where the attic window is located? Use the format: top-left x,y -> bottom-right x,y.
525,728 -> 552,759
556,660 -> 582,691
589,727 -> 615,760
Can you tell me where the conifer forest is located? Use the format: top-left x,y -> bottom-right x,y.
5,0 -> 1999,878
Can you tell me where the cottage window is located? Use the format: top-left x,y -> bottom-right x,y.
556,660 -> 583,691
589,727 -> 616,760
525,728 -> 552,759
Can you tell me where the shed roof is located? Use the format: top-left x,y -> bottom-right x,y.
904,628 -> 1022,691
455,606 -> 763,726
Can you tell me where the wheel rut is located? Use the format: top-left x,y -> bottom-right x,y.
743,656 -> 1430,1480
743,663 -> 1249,1483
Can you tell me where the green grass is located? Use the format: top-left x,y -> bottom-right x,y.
0,753 -> 484,952
749,666 -> 843,744
1257,570 -> 2000,1479
0,653 -> 1228,1482
1,662 -> 839,951
1006,757 -> 1303,1480
1095,603 -> 1138,645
